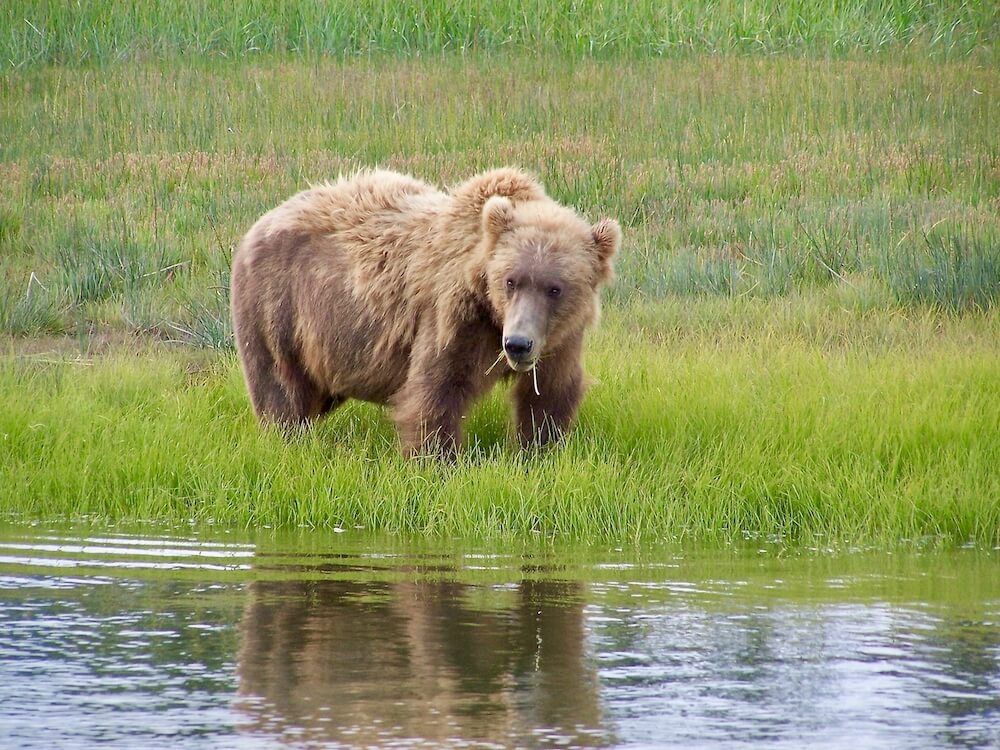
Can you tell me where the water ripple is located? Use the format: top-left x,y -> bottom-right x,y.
0,527 -> 997,749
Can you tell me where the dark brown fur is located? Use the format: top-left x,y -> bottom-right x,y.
231,168 -> 620,457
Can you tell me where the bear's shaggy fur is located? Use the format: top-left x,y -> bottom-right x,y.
231,167 -> 620,457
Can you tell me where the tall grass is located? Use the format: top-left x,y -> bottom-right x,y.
1,55 -> 997,340
884,224 -> 1000,309
2,308 -> 998,546
0,283 -> 63,336
3,0 -> 996,68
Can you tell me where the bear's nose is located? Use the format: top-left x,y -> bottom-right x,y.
503,335 -> 534,360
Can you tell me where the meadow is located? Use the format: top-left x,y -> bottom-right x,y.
1,2 -> 998,545
4,0 -> 995,64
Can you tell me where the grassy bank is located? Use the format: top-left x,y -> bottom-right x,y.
4,0 -> 996,67
2,4 -> 998,544
2,301 -> 999,545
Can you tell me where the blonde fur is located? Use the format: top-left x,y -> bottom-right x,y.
231,167 -> 620,456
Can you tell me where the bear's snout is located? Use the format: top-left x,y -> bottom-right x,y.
503,335 -> 534,363
501,291 -> 547,370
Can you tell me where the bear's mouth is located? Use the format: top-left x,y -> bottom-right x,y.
505,356 -> 537,373
486,351 -> 537,376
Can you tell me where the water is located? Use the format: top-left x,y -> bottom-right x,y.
0,525 -> 997,749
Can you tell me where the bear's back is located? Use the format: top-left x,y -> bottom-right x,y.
260,169 -> 441,240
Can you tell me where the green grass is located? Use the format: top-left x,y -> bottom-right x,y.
2,3 -> 998,544
4,0 -> 995,67
2,303 -> 998,546
1,54 -> 997,341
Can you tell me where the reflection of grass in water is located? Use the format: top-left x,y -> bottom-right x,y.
3,301 -> 997,547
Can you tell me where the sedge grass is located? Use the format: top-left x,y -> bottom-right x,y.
1,54 -> 998,342
2,301 -> 998,547
3,0 -> 996,68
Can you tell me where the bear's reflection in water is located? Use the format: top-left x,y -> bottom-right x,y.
236,576 -> 609,747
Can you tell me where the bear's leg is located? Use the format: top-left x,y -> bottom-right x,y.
512,336 -> 585,448
238,331 -> 331,428
391,322 -> 494,458
268,357 -> 333,428
393,373 -> 472,459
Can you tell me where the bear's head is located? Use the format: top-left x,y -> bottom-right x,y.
480,196 -> 621,372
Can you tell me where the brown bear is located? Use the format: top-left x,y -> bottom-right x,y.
230,167 -> 620,457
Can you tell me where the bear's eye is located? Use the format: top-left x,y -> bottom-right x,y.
505,279 -> 515,292
547,286 -> 562,299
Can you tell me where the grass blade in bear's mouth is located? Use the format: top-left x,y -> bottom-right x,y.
485,351 -> 505,375
506,358 -> 535,372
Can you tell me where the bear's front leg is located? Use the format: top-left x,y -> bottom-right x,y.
513,337 -> 585,449
393,371 -> 473,459
392,319 -> 490,459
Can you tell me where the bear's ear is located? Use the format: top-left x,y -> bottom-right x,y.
482,196 -> 515,242
591,218 -> 621,283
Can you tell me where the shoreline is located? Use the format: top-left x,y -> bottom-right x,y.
4,300 -> 997,547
